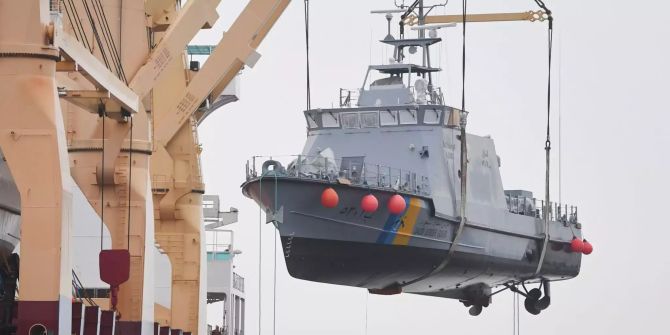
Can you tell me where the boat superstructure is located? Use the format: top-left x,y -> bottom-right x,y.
243,1 -> 590,315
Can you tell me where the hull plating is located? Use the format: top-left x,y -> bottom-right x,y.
242,177 -> 581,294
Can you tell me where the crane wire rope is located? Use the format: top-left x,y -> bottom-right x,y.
257,170 -> 280,335
304,0 -> 311,110
452,0 -> 469,270
61,0 -> 93,52
532,0 -> 553,277
127,116 -> 133,249
512,292 -> 517,335
75,0 -> 127,83
91,0 -> 127,83
89,0 -> 123,81
273,228 -> 277,335
273,174 -> 278,335
558,28 -> 562,205
99,105 -> 105,251
512,292 -> 521,335
257,173 -> 263,335
364,291 -> 369,335
80,0 -> 111,73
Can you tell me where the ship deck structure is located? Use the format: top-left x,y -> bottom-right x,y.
0,0 -> 287,334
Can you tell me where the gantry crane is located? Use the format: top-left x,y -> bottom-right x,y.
0,1 -> 289,335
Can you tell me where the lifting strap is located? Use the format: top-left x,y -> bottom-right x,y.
533,0 -> 553,277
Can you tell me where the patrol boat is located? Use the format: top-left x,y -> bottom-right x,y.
241,3 -> 590,316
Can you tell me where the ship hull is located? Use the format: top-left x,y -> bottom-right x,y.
242,176 -> 581,296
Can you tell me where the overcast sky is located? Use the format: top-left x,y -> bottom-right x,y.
193,0 -> 670,334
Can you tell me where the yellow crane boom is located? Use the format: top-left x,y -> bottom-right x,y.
403,10 -> 549,26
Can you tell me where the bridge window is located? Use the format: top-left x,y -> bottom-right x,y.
322,112 -> 340,128
306,114 -> 318,129
360,112 -> 379,128
341,112 -> 360,129
380,110 -> 398,126
424,109 -> 441,124
399,109 -> 418,125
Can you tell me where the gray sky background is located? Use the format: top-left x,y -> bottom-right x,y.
193,0 -> 670,334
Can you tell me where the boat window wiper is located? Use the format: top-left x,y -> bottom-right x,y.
307,113 -> 317,125
384,109 -> 396,120
406,108 -> 416,119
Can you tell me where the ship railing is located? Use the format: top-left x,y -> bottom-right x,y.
505,194 -> 579,223
246,155 -> 431,196
206,230 -> 233,258
50,0 -> 62,12
339,88 -> 359,107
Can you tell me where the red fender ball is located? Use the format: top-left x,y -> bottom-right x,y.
387,195 -> 407,215
582,239 -> 593,255
361,194 -> 379,213
570,238 -> 584,253
320,187 -> 339,208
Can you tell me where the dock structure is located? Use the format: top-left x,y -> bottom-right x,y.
0,1 -> 288,334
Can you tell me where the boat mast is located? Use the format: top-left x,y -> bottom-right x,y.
418,1 -> 425,38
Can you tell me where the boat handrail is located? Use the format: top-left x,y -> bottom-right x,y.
339,88 -> 359,107
505,194 -> 579,224
246,155 -> 432,196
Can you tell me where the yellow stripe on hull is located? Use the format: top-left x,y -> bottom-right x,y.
392,198 -> 422,246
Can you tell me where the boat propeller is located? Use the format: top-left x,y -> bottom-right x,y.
460,297 -> 490,317
503,280 -> 552,315
522,281 -> 551,315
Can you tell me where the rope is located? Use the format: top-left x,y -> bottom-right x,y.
127,116 -> 133,249
257,174 -> 263,335
533,0 -> 553,277
81,0 -> 112,71
461,0 -> 466,113
76,0 -> 127,83
304,0 -> 311,110
558,29 -> 562,205
257,169 -> 280,335
99,105 -> 105,251
272,173 -> 278,335
92,0 -> 127,83
364,292 -> 369,335
512,292 -> 517,335
512,292 -> 521,335
438,0 -> 469,282
62,0 -> 93,52
517,290 -> 520,334
273,216 -> 277,335
91,0 -> 127,83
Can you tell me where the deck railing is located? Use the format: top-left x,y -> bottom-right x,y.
246,155 -> 431,196
206,230 -> 233,255
505,194 -> 579,223
339,88 -> 359,107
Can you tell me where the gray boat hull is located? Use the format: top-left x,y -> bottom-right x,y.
242,176 -> 581,298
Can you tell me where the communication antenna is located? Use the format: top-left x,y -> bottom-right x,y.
410,23 -> 456,38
